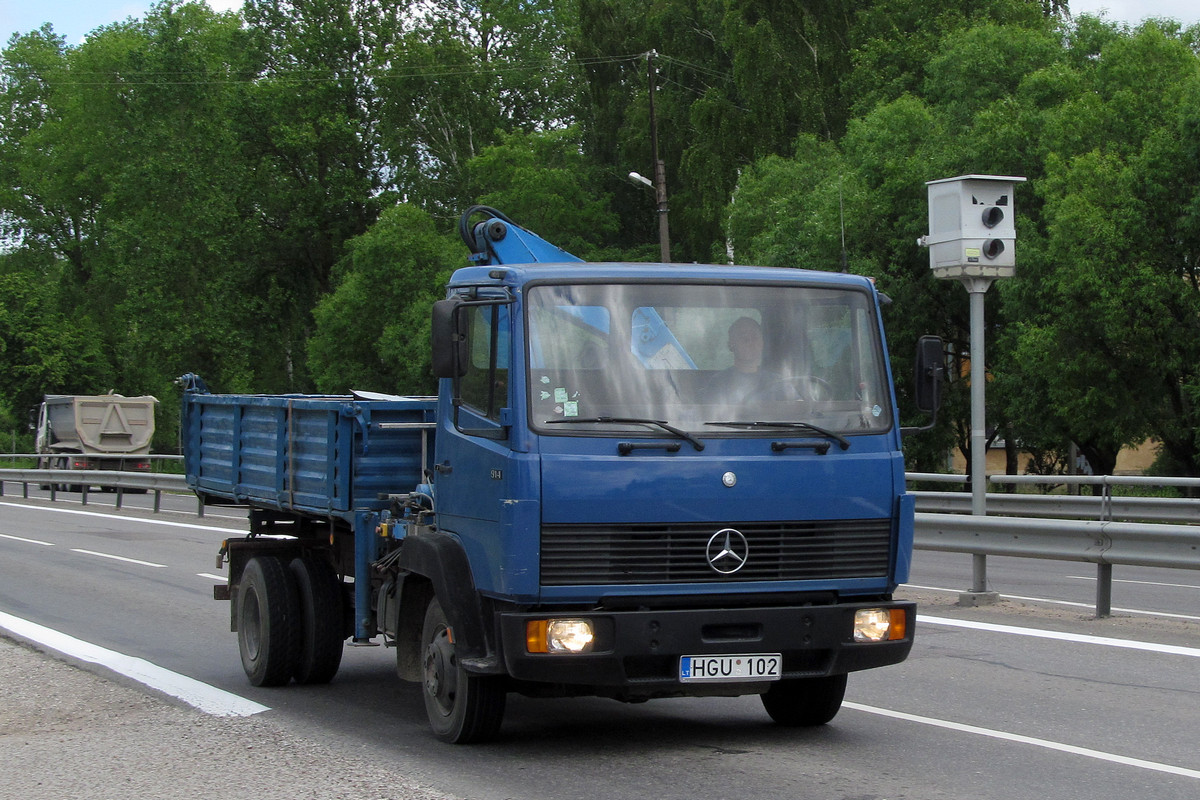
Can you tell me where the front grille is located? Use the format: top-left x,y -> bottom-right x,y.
540,519 -> 893,586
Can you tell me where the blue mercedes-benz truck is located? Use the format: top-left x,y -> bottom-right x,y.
182,207 -> 943,743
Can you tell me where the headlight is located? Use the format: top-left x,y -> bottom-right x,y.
853,608 -> 907,642
526,619 -> 595,653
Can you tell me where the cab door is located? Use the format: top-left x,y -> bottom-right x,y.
432,302 -> 522,596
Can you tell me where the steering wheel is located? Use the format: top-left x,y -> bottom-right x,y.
761,375 -> 833,403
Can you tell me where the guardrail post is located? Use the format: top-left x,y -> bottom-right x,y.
115,486 -> 124,509
81,483 -> 88,506
1096,563 -> 1113,618
972,554 -> 988,593
153,490 -> 162,513
961,476 -> 1000,607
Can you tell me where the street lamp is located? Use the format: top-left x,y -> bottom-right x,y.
628,168 -> 671,263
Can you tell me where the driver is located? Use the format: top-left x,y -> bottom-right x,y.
705,316 -> 774,403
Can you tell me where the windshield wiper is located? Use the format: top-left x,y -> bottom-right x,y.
545,417 -> 705,451
704,420 -> 850,451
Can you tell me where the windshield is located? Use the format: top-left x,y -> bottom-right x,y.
526,281 -> 892,435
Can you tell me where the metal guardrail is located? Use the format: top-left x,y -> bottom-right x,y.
913,491 -> 1200,524
0,467 -> 189,512
908,472 -> 1200,616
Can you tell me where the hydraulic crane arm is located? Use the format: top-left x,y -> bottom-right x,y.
458,206 -> 582,267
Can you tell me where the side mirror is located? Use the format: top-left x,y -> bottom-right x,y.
913,335 -> 945,415
431,298 -> 469,379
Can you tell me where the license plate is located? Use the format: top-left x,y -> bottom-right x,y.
679,653 -> 782,683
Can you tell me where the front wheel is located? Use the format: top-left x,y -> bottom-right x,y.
761,673 -> 847,727
421,597 -> 506,743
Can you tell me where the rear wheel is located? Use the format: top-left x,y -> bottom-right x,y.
288,556 -> 345,685
237,555 -> 300,686
761,673 -> 847,727
421,597 -> 506,743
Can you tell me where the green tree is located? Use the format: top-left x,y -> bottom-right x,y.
724,8 -> 1063,472
466,127 -> 619,259
307,204 -> 460,394
238,0 -> 405,389
378,0 -> 583,217
1,5 -> 257,393
1002,20 -> 1200,477
0,255 -> 110,415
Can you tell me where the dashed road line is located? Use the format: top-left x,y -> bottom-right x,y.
0,531 -> 55,546
71,548 -> 167,568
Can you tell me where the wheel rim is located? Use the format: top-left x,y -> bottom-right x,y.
241,589 -> 262,660
424,625 -> 457,717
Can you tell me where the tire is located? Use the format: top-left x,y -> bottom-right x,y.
761,673 -> 848,727
237,555 -> 301,687
288,556 -> 345,685
421,597 -> 506,743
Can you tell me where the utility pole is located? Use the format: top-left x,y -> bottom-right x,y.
647,50 -> 671,263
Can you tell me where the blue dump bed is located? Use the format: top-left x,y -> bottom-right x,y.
181,391 -> 437,520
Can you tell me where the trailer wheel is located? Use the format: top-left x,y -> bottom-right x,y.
237,555 -> 300,687
421,597 -> 506,743
761,673 -> 847,727
288,556 -> 345,685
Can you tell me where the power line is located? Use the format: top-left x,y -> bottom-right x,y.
2,53 -> 707,89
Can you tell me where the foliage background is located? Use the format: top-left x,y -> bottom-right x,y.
2,0 -> 1199,478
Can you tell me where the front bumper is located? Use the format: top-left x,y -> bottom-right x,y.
496,600 -> 914,694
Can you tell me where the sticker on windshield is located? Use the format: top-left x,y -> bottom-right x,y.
563,401 -> 578,417
872,404 -> 882,417
554,388 -> 568,403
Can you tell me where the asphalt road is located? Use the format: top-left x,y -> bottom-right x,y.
2,489 -> 1199,800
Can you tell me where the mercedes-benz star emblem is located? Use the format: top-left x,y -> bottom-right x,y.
706,528 -> 749,575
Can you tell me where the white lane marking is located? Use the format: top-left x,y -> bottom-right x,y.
999,593 -> 1200,622
845,701 -> 1200,780
0,500 -> 240,534
904,583 -> 1200,622
70,548 -> 167,568
197,573 -> 226,582
155,507 -> 247,521
0,610 -> 268,717
0,531 -> 55,546
919,615 -> 1200,658
1067,575 -> 1200,590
